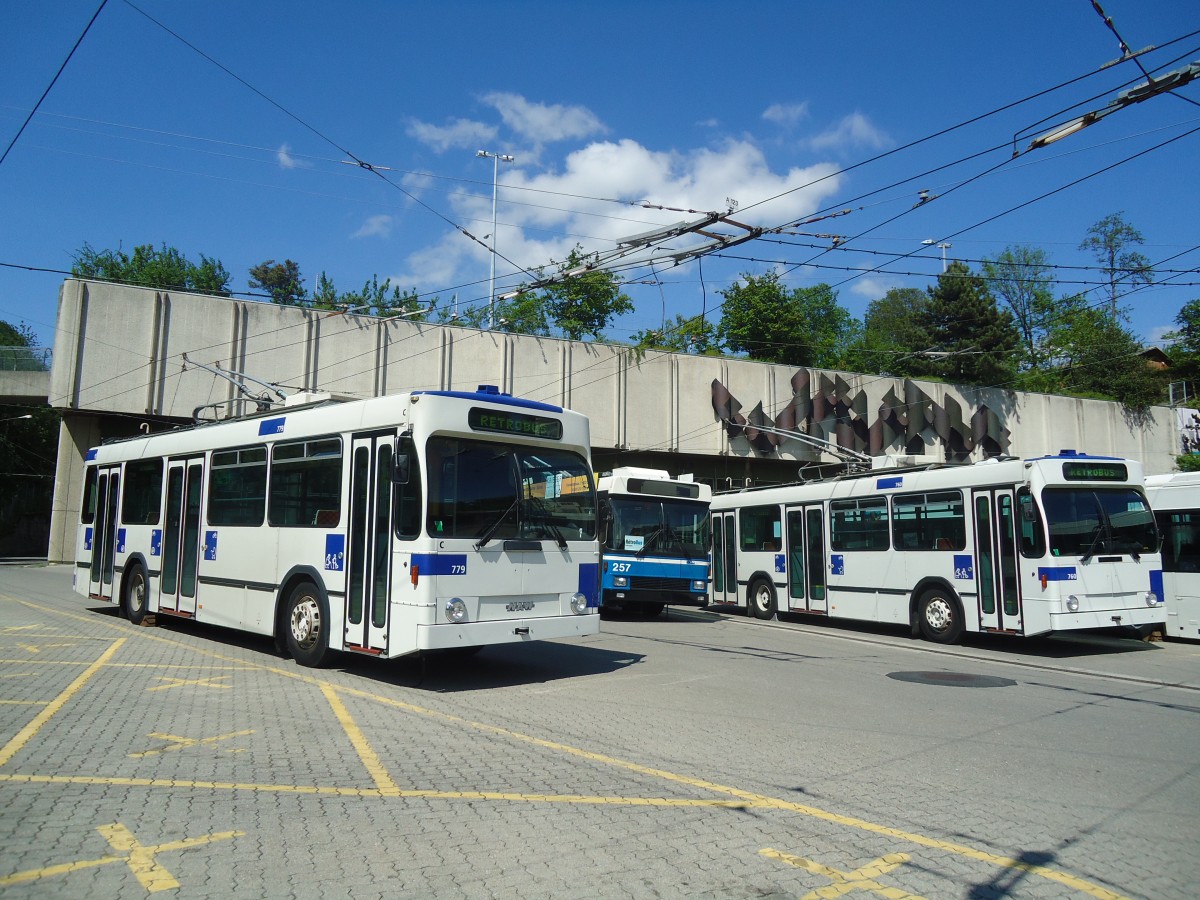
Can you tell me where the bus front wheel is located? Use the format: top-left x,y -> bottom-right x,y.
917,588 -> 964,644
122,564 -> 149,626
285,582 -> 330,667
748,579 -> 777,620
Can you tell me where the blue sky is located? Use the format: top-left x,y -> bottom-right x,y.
2,1 -> 1198,357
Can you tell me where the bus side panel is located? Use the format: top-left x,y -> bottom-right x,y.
1162,573 -> 1200,640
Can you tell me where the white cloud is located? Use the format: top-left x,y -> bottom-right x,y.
849,276 -> 894,300
352,215 -> 393,239
480,92 -> 606,144
808,112 -> 890,152
276,143 -> 309,169
407,117 -> 498,153
762,102 -> 810,127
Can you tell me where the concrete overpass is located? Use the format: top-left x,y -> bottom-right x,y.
44,278 -> 1190,562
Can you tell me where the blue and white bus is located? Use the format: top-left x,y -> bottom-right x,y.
710,452 -> 1164,643
596,467 -> 711,617
75,385 -> 600,666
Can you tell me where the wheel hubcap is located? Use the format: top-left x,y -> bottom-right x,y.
926,598 -> 952,631
290,598 -> 320,648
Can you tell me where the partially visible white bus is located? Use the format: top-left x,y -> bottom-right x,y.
710,452 -> 1165,643
76,385 -> 600,666
1144,472 -> 1200,641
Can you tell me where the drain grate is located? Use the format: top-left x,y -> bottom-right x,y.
887,671 -> 1016,688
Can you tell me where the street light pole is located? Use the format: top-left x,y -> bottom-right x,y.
923,239 -> 952,272
476,149 -> 514,329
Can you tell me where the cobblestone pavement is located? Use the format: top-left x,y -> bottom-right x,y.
1,565 -> 1197,898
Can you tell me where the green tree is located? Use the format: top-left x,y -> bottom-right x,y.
1043,302 -> 1163,410
919,261 -> 1018,386
1162,298 -> 1200,401
72,242 -> 231,296
1079,212 -> 1153,320
981,245 -> 1056,372
843,287 -> 931,376
248,259 -> 306,305
533,246 -> 634,341
0,321 -> 47,372
633,314 -> 720,354
718,272 -> 858,368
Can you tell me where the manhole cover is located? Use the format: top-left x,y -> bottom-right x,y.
887,671 -> 1016,688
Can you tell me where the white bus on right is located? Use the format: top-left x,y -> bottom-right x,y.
1145,471 -> 1200,641
710,452 -> 1166,644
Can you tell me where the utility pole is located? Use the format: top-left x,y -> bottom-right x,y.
476,149 -> 514,329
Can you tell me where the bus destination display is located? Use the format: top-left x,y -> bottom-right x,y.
1062,461 -> 1128,482
468,407 -> 563,440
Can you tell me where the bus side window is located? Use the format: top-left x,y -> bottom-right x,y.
1016,489 -> 1046,557
394,434 -> 422,540
81,466 -> 98,524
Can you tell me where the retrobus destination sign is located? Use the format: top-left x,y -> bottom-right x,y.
1062,461 -> 1128,482
468,407 -> 563,440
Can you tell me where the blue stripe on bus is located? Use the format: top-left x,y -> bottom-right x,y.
85,448 -> 98,461
578,563 -> 600,607
1149,569 -> 1164,603
258,417 -> 286,436
411,389 -> 563,413
410,553 -> 467,575
1038,566 -> 1078,582
876,476 -> 902,489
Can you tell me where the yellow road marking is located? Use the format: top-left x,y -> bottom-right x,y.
129,730 -> 255,758
0,638 -> 124,768
0,823 -> 242,892
761,849 -> 924,899
146,675 -> 231,692
320,683 -> 401,795
0,700 -> 48,705
0,593 -> 1131,899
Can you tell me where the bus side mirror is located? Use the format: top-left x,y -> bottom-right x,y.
392,452 -> 411,485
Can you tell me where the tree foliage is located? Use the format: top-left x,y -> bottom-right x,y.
1079,212 -> 1153,319
634,314 -> 720,355
718,272 -> 858,368
842,287 -> 930,377
917,262 -> 1018,386
981,245 -> 1056,371
248,259 -> 305,305
72,243 -> 231,296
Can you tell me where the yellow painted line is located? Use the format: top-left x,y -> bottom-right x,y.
0,638 -> 124,768
761,849 -> 924,899
320,683 -> 401,795
97,823 -> 243,892
3,593 -> 1129,899
146,675 -> 232,692
129,730 -> 255,758
0,772 -> 747,805
0,700 -> 49,706
0,853 -> 126,887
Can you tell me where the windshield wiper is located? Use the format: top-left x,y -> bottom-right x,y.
1080,492 -> 1112,563
473,498 -> 519,550
524,497 -> 567,549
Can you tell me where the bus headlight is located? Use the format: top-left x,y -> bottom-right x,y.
1145,591 -> 1160,606
692,580 -> 707,592
570,592 -> 589,615
444,598 -> 468,623
1066,595 -> 1080,613
613,576 -> 628,588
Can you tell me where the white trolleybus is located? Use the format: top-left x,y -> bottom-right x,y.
1144,472 -> 1200,641
595,467 -> 712,616
709,451 -> 1165,643
75,385 -> 600,666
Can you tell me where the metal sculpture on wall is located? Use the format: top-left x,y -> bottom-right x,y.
712,371 -> 1010,462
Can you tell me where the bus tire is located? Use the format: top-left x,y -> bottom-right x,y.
749,578 -> 777,620
917,588 -> 964,644
285,581 -> 330,667
122,564 -> 149,626
640,602 -> 665,618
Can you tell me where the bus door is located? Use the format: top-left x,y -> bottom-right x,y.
344,431 -> 395,653
710,512 -> 738,605
87,465 -> 121,600
973,489 -> 1023,633
785,506 -> 827,613
159,457 -> 204,617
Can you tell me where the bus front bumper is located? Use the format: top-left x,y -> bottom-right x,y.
1048,604 -> 1166,633
415,614 -> 600,651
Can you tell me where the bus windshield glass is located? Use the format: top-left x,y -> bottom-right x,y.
426,437 -> 595,542
1040,487 -> 1158,558
606,497 -> 710,559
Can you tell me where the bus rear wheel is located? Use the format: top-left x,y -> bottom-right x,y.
285,582 -> 330,667
122,564 -> 149,626
917,588 -> 964,644
749,579 -> 777,620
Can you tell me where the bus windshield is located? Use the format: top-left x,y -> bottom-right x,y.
606,497 -> 710,559
426,437 -> 595,542
1040,487 -> 1158,558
